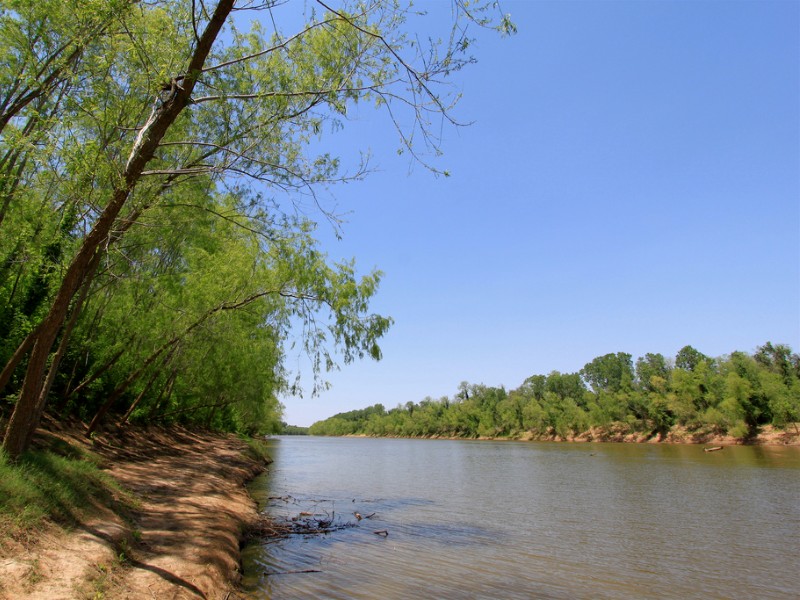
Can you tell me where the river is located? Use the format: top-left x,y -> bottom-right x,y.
241,437 -> 800,599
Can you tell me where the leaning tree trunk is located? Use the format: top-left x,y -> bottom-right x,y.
23,258 -> 97,449
119,343 -> 179,427
1,0 -> 235,459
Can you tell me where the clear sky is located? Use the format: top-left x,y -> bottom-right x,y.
277,0 -> 799,427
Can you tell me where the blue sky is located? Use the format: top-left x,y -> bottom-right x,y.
278,0 -> 799,427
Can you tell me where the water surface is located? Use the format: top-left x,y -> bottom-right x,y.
242,437 -> 800,599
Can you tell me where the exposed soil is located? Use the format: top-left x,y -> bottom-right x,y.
519,424 -> 800,445
0,419 -> 268,599
381,424 -> 800,445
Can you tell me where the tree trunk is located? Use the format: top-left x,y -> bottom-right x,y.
86,282 -> 286,435
85,338 -> 180,436
64,343 -> 128,402
119,343 -> 179,426
149,369 -> 178,420
1,0 -> 235,458
0,323 -> 42,395
23,264 -> 95,448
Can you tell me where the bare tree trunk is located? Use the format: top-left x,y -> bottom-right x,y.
2,0 -> 235,458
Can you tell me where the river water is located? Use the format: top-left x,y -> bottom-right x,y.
241,436 -> 800,599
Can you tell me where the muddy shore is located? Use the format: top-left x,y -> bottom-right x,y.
0,421 -> 268,599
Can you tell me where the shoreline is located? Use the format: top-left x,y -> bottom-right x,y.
4,421 -> 796,597
342,424 -> 800,446
0,420 -> 269,599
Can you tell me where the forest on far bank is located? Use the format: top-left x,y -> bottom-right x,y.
308,342 -> 800,441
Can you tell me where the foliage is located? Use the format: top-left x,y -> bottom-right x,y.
280,422 -> 309,435
309,343 -> 800,440
0,0 -> 512,453
238,434 -> 273,464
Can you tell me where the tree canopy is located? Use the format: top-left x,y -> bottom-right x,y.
309,343 -> 800,440
0,0 -> 512,457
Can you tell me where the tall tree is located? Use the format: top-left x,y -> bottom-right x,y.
635,352 -> 670,392
675,345 -> 710,372
581,352 -> 634,394
1,0 -> 512,457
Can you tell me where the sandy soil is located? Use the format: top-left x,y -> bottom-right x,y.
0,421 -> 267,600
390,424 -> 800,445
530,424 -> 800,445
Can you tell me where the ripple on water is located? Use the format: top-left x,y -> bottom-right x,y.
243,437 -> 800,599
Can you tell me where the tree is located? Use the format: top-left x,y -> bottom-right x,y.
635,352 -> 670,392
544,371 -> 586,404
675,345 -> 710,372
581,352 -> 634,394
1,0 -> 513,457
754,342 -> 800,384
306,344 -> 800,440
518,374 -> 546,401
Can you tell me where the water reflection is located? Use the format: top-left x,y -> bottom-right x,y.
243,437 -> 800,599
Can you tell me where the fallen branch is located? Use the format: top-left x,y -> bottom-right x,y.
247,511 -> 357,542
266,569 -> 322,576
354,511 -> 378,521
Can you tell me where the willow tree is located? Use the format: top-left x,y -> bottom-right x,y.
0,0 -> 513,457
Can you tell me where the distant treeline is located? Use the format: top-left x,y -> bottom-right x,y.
309,343 -> 800,440
280,423 -> 310,435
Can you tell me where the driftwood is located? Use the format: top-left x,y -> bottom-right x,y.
704,446 -> 724,452
249,495 -> 382,544
266,569 -> 322,576
268,495 -> 295,502
248,510 -> 358,542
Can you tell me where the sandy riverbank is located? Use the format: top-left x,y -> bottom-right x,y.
347,424 -> 800,445
0,420 -> 268,599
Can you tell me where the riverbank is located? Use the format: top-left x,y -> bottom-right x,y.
515,423 -> 800,445
0,418 -> 269,599
345,423 -> 800,445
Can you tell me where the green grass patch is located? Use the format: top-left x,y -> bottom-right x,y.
238,435 -> 273,464
0,443 -> 127,538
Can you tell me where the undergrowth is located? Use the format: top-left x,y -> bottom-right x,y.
0,439 -> 129,546
239,435 -> 273,464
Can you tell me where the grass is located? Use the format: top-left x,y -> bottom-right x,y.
238,434 -> 273,464
0,439 -> 129,544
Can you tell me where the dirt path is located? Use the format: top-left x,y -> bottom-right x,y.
0,424 -> 267,600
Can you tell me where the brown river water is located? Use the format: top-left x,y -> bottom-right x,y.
242,436 -> 800,599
